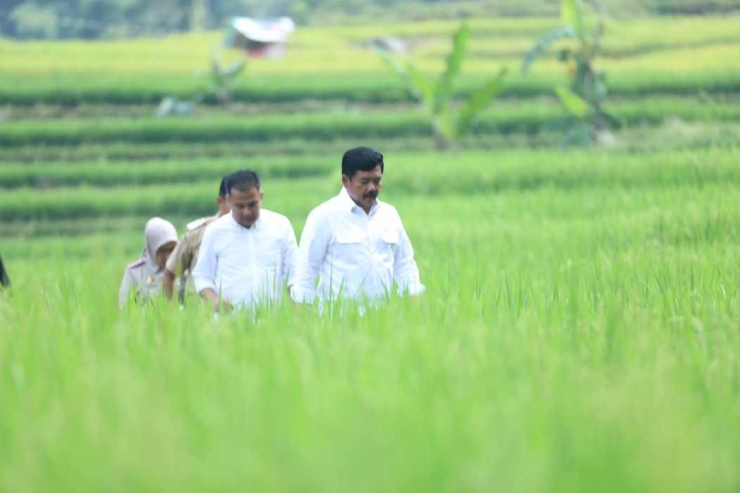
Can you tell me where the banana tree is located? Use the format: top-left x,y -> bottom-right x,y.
210,48 -> 245,107
522,0 -> 619,146
374,23 -> 508,151
154,48 -> 245,117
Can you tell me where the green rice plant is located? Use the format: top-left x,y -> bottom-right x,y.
2,97 -> 740,148
417,17 -> 740,58
5,119 -> 740,165
1,63 -> 740,106
0,137 -> 450,164
3,147 -> 740,225
0,156 -> 333,189
2,17 -> 740,106
2,145 -> 740,491
0,176 -> 337,223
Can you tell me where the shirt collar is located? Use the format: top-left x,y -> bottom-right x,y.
227,212 -> 262,231
338,187 -> 381,215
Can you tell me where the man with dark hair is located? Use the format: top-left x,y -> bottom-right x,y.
292,146 -> 425,307
192,169 -> 298,313
163,175 -> 231,303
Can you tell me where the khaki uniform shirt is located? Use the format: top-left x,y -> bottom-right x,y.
166,214 -> 219,301
119,258 -> 166,308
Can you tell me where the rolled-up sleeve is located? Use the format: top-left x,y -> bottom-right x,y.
291,210 -> 329,304
192,227 -> 217,295
393,221 -> 425,296
165,240 -> 184,275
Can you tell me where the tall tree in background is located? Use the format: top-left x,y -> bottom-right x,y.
190,0 -> 210,31
0,0 -> 25,37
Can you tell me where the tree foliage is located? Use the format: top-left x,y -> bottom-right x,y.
1,0 -> 733,40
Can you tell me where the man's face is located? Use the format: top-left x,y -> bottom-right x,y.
216,195 -> 230,216
228,187 -> 263,228
342,165 -> 383,212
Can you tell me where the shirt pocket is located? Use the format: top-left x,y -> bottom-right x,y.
335,231 -> 365,245
375,229 -> 399,258
380,230 -> 399,245
332,231 -> 365,257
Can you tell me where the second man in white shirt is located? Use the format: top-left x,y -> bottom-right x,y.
192,169 -> 298,313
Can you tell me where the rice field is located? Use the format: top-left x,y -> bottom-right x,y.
1,16 -> 739,105
2,12 -> 740,493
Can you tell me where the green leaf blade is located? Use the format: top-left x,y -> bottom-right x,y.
434,23 -> 470,115
373,45 -> 437,109
521,26 -> 577,73
455,67 -> 509,138
372,45 -> 409,79
407,65 -> 436,113
561,0 -> 585,39
224,60 -> 245,79
555,86 -> 590,118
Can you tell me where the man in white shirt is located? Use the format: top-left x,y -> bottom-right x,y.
291,146 -> 425,307
192,169 -> 298,313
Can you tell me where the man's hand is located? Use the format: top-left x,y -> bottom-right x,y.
212,297 -> 233,314
200,288 -> 233,314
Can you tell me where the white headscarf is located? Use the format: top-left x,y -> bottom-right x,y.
143,217 -> 178,270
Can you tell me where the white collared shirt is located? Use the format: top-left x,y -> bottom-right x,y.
192,209 -> 297,307
291,187 -> 425,304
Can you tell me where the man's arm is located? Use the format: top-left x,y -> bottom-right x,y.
393,217 -> 426,297
191,227 -> 224,312
163,238 -> 187,301
282,219 -> 299,295
291,210 -> 330,304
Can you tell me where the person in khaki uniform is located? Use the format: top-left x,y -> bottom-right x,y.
163,176 -> 231,303
119,217 -> 178,308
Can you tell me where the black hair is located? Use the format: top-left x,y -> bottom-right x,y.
342,146 -> 384,179
218,175 -> 229,197
226,169 -> 261,194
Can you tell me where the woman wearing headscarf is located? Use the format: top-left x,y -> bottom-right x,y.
119,217 -> 178,308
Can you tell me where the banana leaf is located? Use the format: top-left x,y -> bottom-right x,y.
372,45 -> 408,79
555,86 -> 589,118
223,60 -> 245,79
521,26 -> 577,73
561,0 -> 585,39
455,67 -> 508,138
407,64 -> 436,113
434,23 -> 470,115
